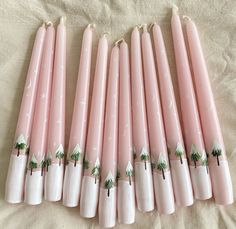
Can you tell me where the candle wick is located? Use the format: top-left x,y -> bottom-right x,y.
46,21 -> 53,27
87,23 -> 96,29
114,38 -> 125,46
183,15 -> 192,21
172,4 -> 179,15
60,16 -> 66,25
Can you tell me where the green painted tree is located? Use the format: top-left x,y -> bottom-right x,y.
104,172 -> 115,197
140,147 -> 149,170
125,161 -> 133,185
156,154 -> 168,180
175,142 -> 184,164
15,134 -> 28,157
55,144 -> 64,166
70,144 -> 81,167
212,143 -> 222,166
45,152 -> 52,172
40,159 -> 46,176
28,155 -> 38,175
91,158 -> 100,184
190,145 -> 201,168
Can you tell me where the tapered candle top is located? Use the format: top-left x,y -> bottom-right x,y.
60,16 -> 66,25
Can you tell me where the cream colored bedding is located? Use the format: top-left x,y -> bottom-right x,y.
0,0 -> 235,228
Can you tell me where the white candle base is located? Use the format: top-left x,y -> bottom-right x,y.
209,160 -> 233,205
5,154 -> 27,203
98,187 -> 116,228
189,165 -> 212,200
80,175 -> 99,218
134,161 -> 154,212
117,180 -> 135,224
170,159 -> 194,207
44,163 -> 64,201
24,170 -> 43,205
153,171 -> 175,214
62,162 -> 82,207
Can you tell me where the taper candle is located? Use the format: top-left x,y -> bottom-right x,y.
171,6 -> 212,200
185,17 -> 233,205
152,23 -> 194,207
131,26 -> 154,212
80,34 -> 108,218
117,40 -> 135,224
5,23 -> 46,203
24,23 -> 55,205
141,25 -> 175,214
98,45 -> 119,228
63,24 -> 94,207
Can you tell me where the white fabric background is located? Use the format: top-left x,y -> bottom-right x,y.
0,0 -> 235,228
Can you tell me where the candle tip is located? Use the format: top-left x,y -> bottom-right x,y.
102,32 -> 110,37
183,15 -> 192,22
141,24 -> 148,33
172,4 -> 179,15
149,23 -> 157,31
114,38 -> 125,46
60,16 -> 66,25
87,23 -> 96,29
46,21 -> 53,27
41,22 -> 46,28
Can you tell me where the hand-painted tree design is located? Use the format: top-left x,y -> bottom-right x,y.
15,134 -> 28,157
28,155 -> 38,175
125,161 -> 133,185
175,142 -> 184,164
104,172 -> 115,197
83,158 -> 89,170
55,144 -> 64,166
156,154 -> 168,180
140,147 -> 149,170
190,145 -> 201,168
91,158 -> 100,184
40,159 -> 46,176
212,142 -> 222,166
45,152 -> 52,172
70,144 -> 81,167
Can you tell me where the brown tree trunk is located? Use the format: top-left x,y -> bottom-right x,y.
107,189 -> 110,197
144,161 -> 147,170
41,167 -> 43,176
217,155 -> 220,166
180,155 -> 183,164
46,164 -> 49,172
59,159 -> 61,166
30,168 -> 33,176
74,160 -> 77,167
194,161 -> 197,168
129,176 -> 131,185
162,169 -> 165,180
17,149 -> 20,157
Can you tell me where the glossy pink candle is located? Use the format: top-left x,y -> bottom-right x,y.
24,24 -> 55,205
131,27 -> 154,212
141,26 -> 175,214
98,45 -> 119,228
117,40 -> 135,224
80,34 -> 108,218
171,6 -> 212,200
5,23 -> 46,203
152,23 -> 193,207
185,18 -> 233,205
44,17 -> 66,201
63,24 -> 94,207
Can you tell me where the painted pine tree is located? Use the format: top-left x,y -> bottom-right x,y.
91,158 -> 100,184
28,155 -> 38,175
156,153 -> 167,180
140,147 -> 149,170
212,142 -> 222,166
104,172 -> 115,197
55,144 -> 64,166
175,142 -> 184,164
15,134 -> 28,157
190,145 -> 201,168
45,152 -> 52,172
125,161 -> 133,185
40,159 -> 46,176
70,144 -> 81,167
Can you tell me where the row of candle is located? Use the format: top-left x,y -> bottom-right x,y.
5,6 -> 233,228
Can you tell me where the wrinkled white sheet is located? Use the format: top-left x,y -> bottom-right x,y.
0,0 -> 235,228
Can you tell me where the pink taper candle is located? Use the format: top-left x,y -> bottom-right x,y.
98,45 -> 119,228
152,23 -> 193,207
171,6 -> 212,200
44,17 -> 66,201
141,25 -> 175,214
131,26 -> 154,212
80,34 -> 108,218
63,24 -> 94,207
5,23 -> 46,203
117,40 -> 135,224
24,23 -> 55,205
185,17 -> 233,205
